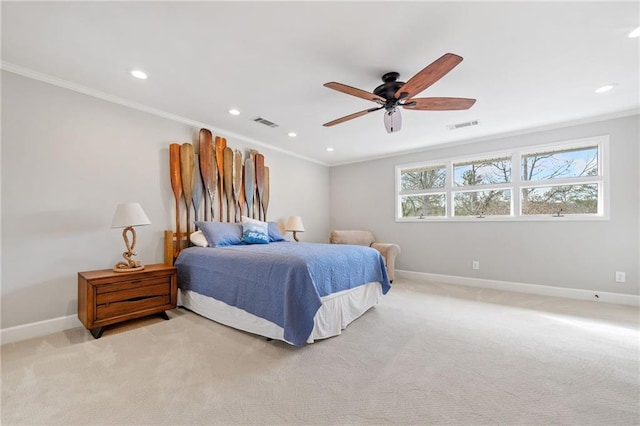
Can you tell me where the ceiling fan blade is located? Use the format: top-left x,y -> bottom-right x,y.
323,106 -> 384,127
395,53 -> 463,100
403,97 -> 476,111
324,82 -> 385,104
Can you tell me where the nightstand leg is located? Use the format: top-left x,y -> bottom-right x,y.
90,327 -> 104,339
159,311 -> 170,321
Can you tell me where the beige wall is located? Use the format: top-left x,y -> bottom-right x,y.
330,115 -> 640,296
1,71 -> 330,329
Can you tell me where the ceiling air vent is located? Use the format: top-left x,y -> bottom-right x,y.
447,120 -> 478,130
253,117 -> 279,128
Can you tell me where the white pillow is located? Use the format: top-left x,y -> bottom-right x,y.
190,230 -> 209,247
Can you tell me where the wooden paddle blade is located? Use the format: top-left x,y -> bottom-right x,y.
238,165 -> 246,218
262,167 -> 270,221
199,129 -> 213,185
180,143 -> 195,234
180,144 -> 195,206
324,82 -> 385,104
223,147 -> 234,222
395,53 -> 463,100
192,155 -> 204,223
199,129 -> 213,219
233,150 -> 243,220
169,144 -> 183,198
323,107 -> 383,127
244,157 -> 255,218
215,136 -> 227,220
255,154 -> 265,220
210,150 -> 217,220
169,143 -> 183,255
403,97 -> 476,111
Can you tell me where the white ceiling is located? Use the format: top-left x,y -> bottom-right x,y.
2,2 -> 638,166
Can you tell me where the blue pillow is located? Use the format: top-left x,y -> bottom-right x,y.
196,221 -> 242,247
241,216 -> 270,244
268,222 -> 286,242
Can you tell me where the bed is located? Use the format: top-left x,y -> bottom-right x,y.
166,221 -> 391,346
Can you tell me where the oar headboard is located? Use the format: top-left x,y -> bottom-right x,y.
166,129 -> 269,265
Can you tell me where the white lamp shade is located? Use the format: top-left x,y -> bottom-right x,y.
285,215 -> 305,232
111,203 -> 151,228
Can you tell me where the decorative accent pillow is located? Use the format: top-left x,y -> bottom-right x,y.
190,230 -> 208,247
241,216 -> 270,244
195,221 -> 243,247
268,222 -> 286,242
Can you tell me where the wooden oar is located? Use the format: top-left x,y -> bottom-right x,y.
262,166 -> 270,221
210,150 -> 218,221
198,129 -> 214,221
233,150 -> 243,222
244,157 -> 255,222
215,136 -> 227,221
249,150 -> 258,218
223,147 -> 234,222
180,143 -> 195,235
255,153 -> 265,221
169,144 -> 183,256
192,155 -> 204,227
238,166 -> 246,220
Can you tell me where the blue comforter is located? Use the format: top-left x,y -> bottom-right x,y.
175,242 -> 390,346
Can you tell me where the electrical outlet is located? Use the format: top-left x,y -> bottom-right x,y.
472,261 -> 480,270
615,272 -> 626,283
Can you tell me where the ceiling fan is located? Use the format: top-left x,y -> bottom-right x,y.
323,53 -> 476,133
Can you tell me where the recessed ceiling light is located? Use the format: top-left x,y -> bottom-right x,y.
595,84 -> 615,94
130,70 -> 147,79
629,27 -> 640,38
326,147 -> 334,152
228,109 -> 240,115
288,132 -> 297,138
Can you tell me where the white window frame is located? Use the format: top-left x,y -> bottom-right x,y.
395,135 -> 609,222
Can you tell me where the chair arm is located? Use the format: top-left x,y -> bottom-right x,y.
370,242 -> 400,259
370,242 -> 400,282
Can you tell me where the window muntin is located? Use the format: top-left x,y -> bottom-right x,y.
453,157 -> 511,187
396,136 -> 607,221
453,189 -> 512,217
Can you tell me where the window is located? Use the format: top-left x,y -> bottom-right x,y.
399,164 -> 447,218
520,145 -> 600,216
396,136 -> 608,221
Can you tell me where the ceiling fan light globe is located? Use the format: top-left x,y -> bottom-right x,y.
384,109 -> 402,133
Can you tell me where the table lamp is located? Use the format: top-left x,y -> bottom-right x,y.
285,215 -> 305,242
111,202 -> 151,272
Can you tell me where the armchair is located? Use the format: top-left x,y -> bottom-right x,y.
329,230 -> 400,282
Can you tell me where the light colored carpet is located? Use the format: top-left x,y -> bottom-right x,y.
2,278 -> 639,425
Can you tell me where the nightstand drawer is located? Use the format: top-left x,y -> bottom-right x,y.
96,293 -> 171,320
96,276 -> 170,295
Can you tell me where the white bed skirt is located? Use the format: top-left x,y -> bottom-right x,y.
178,282 -> 383,345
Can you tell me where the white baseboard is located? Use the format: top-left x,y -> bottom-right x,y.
0,315 -> 83,345
395,270 -> 640,307
2,273 -> 637,345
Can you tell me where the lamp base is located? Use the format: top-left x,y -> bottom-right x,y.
114,226 -> 144,272
292,231 -> 300,242
113,264 -> 145,273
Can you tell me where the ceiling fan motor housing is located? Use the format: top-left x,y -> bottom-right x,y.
374,72 -> 406,102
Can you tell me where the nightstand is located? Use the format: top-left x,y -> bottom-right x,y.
78,264 -> 177,338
